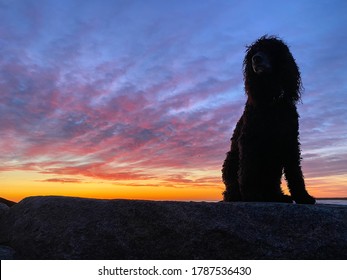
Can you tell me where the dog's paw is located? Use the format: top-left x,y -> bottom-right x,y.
277,194 -> 293,203
293,193 -> 316,204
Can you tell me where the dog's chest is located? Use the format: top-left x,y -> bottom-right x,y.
241,105 -> 289,143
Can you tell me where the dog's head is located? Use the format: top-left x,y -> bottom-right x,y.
243,35 -> 302,104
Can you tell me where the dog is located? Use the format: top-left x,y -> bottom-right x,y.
222,35 -> 315,204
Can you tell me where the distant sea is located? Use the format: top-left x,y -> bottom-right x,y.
316,199 -> 347,206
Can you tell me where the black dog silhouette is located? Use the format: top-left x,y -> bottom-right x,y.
222,35 -> 315,204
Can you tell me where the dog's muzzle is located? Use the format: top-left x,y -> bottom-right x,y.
252,52 -> 271,74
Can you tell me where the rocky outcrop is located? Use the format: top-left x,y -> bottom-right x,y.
0,197 -> 16,207
0,196 -> 346,259
0,245 -> 15,260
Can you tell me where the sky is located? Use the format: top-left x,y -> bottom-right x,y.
1,0 -> 347,202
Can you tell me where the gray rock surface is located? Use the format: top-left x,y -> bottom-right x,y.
0,196 -> 346,259
0,245 -> 15,260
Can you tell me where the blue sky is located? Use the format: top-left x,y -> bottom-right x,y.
1,0 -> 346,200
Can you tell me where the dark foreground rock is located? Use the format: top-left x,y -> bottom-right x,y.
0,196 -> 346,259
0,197 -> 16,207
0,245 -> 15,260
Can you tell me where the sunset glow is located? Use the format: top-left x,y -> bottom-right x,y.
1,0 -> 347,202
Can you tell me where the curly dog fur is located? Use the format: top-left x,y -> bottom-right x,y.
222,35 -> 315,204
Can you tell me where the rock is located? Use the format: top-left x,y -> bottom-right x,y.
0,245 -> 15,260
0,196 -> 346,259
0,197 -> 16,207
0,202 -> 9,216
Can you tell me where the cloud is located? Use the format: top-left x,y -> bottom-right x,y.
0,0 -> 346,198
38,178 -> 83,184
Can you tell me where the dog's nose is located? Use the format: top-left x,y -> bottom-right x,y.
252,53 -> 263,64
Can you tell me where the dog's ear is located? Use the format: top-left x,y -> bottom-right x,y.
280,51 -> 303,103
